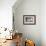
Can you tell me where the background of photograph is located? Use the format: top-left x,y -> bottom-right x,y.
0,0 -> 46,46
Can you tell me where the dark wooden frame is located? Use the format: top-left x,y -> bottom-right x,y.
23,15 -> 36,25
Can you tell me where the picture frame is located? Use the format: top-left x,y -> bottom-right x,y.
23,15 -> 36,25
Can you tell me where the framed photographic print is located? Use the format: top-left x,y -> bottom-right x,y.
23,15 -> 36,25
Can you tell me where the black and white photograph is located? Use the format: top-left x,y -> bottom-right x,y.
0,0 -> 46,46
23,15 -> 36,25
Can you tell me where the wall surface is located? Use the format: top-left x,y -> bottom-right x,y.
41,0 -> 46,46
13,0 -> 46,46
13,0 -> 41,46
0,0 -> 16,29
